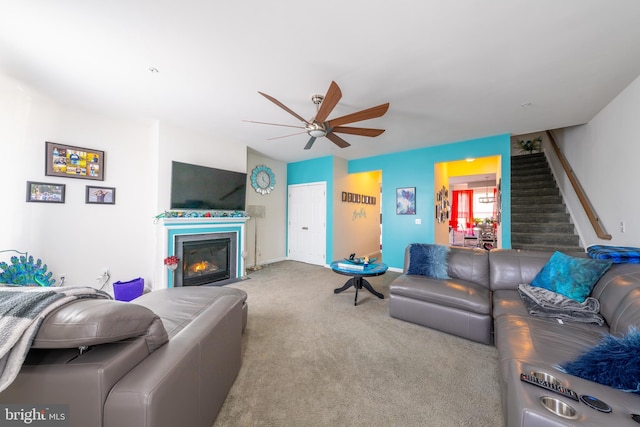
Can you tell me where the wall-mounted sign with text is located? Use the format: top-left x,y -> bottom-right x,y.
341,192 -> 376,205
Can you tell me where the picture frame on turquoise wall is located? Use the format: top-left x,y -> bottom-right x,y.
396,187 -> 416,215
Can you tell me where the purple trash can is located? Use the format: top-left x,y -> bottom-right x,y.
113,277 -> 144,302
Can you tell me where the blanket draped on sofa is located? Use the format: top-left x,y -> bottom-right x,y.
0,286 -> 111,392
517,283 -> 604,325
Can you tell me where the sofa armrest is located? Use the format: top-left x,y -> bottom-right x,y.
104,293 -> 244,427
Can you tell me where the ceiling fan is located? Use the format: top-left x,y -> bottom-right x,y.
247,81 -> 389,150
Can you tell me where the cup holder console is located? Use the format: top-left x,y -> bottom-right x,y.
540,396 -> 578,420
529,371 -> 561,386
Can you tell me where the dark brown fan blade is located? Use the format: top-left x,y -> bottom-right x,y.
314,81 -> 342,124
327,102 -> 390,127
258,91 -> 310,124
304,136 -> 317,150
331,126 -> 385,137
326,132 -> 351,148
243,120 -> 305,130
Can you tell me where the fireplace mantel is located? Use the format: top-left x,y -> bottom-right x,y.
157,216 -> 248,290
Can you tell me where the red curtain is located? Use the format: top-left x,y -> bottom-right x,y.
449,190 -> 474,230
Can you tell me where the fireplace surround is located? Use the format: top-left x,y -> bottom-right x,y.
159,217 -> 247,290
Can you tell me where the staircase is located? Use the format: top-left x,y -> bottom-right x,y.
511,153 -> 582,253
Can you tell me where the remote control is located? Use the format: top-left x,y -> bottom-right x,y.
520,373 -> 579,401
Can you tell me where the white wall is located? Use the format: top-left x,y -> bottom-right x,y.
245,149 -> 287,267
0,73 -> 155,289
554,74 -> 640,247
0,72 -> 249,291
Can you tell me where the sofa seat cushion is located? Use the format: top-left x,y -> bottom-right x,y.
493,290 -> 608,379
133,286 -> 247,338
390,274 -> 491,315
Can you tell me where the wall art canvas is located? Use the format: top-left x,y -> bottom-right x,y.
396,187 -> 416,215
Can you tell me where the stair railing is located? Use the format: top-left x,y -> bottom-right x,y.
545,130 -> 612,240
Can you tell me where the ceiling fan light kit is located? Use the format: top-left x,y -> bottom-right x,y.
251,81 -> 389,150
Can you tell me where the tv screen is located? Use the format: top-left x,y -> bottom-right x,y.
170,161 -> 247,211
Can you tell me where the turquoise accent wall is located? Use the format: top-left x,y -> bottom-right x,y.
287,156 -> 335,263
286,134 -> 511,270
349,134 -> 511,269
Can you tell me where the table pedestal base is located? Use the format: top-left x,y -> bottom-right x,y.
333,277 -> 384,306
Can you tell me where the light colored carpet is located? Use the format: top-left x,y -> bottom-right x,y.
217,261 -> 503,427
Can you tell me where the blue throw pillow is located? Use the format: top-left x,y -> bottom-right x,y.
530,251 -> 612,303
560,328 -> 640,394
406,244 -> 449,279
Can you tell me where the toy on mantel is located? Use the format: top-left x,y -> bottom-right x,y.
0,255 -> 56,286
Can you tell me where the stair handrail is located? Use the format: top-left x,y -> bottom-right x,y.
545,130 -> 612,240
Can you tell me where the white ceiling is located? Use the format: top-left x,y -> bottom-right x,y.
2,1 -> 640,163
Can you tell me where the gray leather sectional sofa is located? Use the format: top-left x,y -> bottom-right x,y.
390,246 -> 640,426
0,286 -> 247,427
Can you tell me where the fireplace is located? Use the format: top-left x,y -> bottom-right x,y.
174,232 -> 238,287
159,216 -> 247,291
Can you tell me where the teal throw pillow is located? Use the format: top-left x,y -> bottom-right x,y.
407,244 -> 450,279
530,251 -> 612,303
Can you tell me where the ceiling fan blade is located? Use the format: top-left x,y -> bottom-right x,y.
314,81 -> 342,123
326,132 -> 351,148
243,120 -> 305,129
331,126 -> 385,137
258,91 -> 310,124
268,131 -> 309,141
304,136 -> 317,150
327,102 -> 390,127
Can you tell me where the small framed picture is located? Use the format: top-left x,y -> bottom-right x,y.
396,187 -> 416,215
348,193 -> 353,202
342,192 -> 347,202
45,141 -> 105,181
86,186 -> 116,204
26,181 -> 65,203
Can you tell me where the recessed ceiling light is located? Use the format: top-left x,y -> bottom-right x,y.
148,67 -> 159,73
466,158 -> 475,162
520,101 -> 532,108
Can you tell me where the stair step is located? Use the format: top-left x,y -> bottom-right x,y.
510,244 -> 584,254
511,181 -> 557,192
511,212 -> 571,223
511,165 -> 552,176
511,187 -> 559,197
512,223 -> 576,234
511,153 -> 546,164
511,173 -> 556,183
512,232 -> 580,246
511,201 -> 567,213
512,195 -> 563,205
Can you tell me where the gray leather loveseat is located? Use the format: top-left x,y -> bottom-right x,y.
0,286 -> 247,427
390,246 -> 640,426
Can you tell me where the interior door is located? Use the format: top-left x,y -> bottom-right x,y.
288,182 -> 326,265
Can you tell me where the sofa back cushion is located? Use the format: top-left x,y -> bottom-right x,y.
591,263 -> 640,335
32,299 -> 168,352
446,247 -> 490,288
489,250 -> 553,291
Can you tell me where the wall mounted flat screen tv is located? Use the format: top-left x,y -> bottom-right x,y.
170,161 -> 247,211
